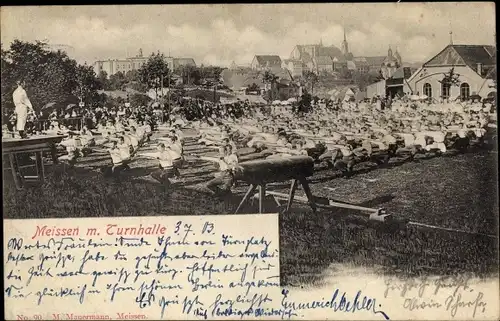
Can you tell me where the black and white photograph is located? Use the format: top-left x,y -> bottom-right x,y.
2,3 -> 499,320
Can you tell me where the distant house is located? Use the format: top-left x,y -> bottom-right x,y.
328,86 -> 360,102
173,58 -> 196,70
282,59 -> 305,78
290,44 -> 344,61
406,44 -> 496,100
352,56 -> 386,74
313,56 -> 334,73
270,78 -> 300,101
366,79 -> 387,98
366,66 -> 413,98
346,60 -> 357,71
93,48 -> 148,76
251,55 -> 282,73
290,43 -> 348,74
221,69 -> 264,91
385,67 -> 413,98
331,56 -> 348,72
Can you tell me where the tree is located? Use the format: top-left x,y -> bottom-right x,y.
73,64 -> 102,107
179,65 -> 200,85
1,45 -> 14,112
339,67 -> 352,79
438,67 -> 461,87
303,70 -> 318,96
108,71 -> 127,91
127,81 -> 148,93
97,70 -> 111,90
352,71 -> 381,91
129,93 -> 152,107
138,52 -> 171,98
246,83 -> 260,95
125,70 -> 140,83
200,66 -> 224,83
122,70 -> 147,92
1,40 -> 100,112
298,90 -> 312,114
261,70 -> 279,102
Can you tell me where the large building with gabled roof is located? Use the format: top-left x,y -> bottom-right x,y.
406,44 -> 496,100
289,41 -> 348,75
251,55 -> 283,73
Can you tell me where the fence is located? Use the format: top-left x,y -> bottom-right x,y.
34,117 -> 85,131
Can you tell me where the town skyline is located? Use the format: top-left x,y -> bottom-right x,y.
1,3 -> 495,67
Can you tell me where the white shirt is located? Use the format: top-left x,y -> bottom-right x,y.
371,141 -> 388,150
339,145 -> 353,157
80,131 -> 94,144
159,151 -> 173,168
304,139 -> 316,149
137,127 -> 145,139
401,133 -> 415,147
109,148 -> 123,164
427,131 -> 445,143
13,86 -> 33,112
258,133 -> 278,144
414,132 -> 427,146
128,134 -> 139,149
60,138 -> 77,152
457,129 -> 467,138
167,148 -> 181,160
115,122 -> 124,132
219,154 -> 239,171
276,137 -> 288,146
118,143 -> 131,160
383,134 -> 397,145
171,142 -> 183,156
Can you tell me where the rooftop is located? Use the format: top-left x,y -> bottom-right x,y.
423,44 -> 496,76
254,55 -> 282,66
390,67 -> 413,80
353,56 -> 386,66
314,56 -> 333,65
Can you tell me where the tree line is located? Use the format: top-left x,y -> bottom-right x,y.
1,40 -> 226,115
1,40 -> 102,112
99,56 -> 225,93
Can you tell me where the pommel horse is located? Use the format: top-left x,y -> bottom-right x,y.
232,155 -> 393,223
233,155 -> 316,214
2,135 -> 65,190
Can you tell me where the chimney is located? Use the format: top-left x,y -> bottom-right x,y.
477,63 -> 483,75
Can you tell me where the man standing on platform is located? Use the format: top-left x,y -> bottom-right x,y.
13,80 -> 34,139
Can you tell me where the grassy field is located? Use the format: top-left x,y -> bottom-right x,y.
3,132 -> 498,287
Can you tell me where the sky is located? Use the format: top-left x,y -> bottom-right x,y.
1,3 -> 496,67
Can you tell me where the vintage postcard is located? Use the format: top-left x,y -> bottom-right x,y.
2,3 -> 499,320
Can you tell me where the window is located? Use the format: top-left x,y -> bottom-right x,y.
441,81 -> 451,99
423,83 -> 432,98
460,83 -> 470,100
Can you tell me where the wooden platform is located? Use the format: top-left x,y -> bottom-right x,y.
2,135 -> 66,152
2,135 -> 66,189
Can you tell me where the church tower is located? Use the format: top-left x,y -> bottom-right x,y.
341,27 -> 349,56
394,47 -> 402,67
